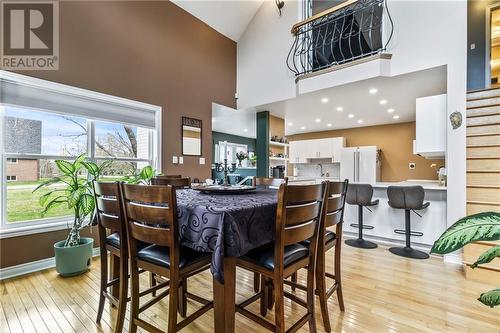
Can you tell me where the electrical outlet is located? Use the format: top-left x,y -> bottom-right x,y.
409,162 -> 416,170
172,156 -> 178,164
179,156 -> 184,164
199,157 -> 205,165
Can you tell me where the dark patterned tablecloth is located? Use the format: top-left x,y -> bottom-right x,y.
176,188 -> 278,282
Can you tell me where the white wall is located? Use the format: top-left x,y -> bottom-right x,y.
237,0 -> 301,109
237,0 -> 467,251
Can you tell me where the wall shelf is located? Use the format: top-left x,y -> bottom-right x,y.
269,141 -> 289,148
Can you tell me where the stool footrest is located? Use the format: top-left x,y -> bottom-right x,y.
394,229 -> 423,237
350,223 -> 374,230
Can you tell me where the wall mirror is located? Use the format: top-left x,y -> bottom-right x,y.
182,117 -> 202,156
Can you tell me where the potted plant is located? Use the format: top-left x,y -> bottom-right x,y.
431,212 -> 500,307
122,165 -> 156,184
236,151 -> 248,168
34,155 -> 110,276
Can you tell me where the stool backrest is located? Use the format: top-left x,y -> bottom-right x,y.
120,183 -> 179,260
93,181 -> 127,252
151,176 -> 191,188
387,185 -> 425,210
346,183 -> 374,206
253,177 -> 288,188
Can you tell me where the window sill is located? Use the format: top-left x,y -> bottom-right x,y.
0,220 -> 72,239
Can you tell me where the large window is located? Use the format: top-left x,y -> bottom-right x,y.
0,71 -> 161,232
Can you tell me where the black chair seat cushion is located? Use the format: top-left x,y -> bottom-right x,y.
137,245 -> 209,269
302,230 -> 336,246
106,233 -> 149,250
242,243 -> 309,271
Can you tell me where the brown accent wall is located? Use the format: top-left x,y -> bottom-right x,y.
6,159 -> 39,182
2,1 -> 236,269
287,122 -> 445,182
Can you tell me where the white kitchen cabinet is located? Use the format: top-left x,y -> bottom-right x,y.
289,137 -> 345,163
414,94 -> 447,159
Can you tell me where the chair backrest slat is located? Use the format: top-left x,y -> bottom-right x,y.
284,201 -> 322,227
151,177 -> 191,188
323,180 -> 348,228
253,177 -> 288,188
120,183 -> 177,249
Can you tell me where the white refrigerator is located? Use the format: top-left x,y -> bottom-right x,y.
340,146 -> 381,183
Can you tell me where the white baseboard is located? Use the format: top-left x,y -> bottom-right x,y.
0,247 -> 100,281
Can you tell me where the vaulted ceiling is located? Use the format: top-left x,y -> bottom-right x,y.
171,0 -> 264,41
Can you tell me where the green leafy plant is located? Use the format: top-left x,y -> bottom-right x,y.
122,165 -> 157,185
34,155 -> 111,247
430,212 -> 500,307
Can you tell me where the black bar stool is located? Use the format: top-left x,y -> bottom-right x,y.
387,185 -> 430,259
344,183 -> 379,249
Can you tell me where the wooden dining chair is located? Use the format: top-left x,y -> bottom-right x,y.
93,181 -> 151,333
120,183 -> 213,333
251,176 -> 289,293
288,180 -> 348,332
235,182 -> 327,333
151,176 -> 191,188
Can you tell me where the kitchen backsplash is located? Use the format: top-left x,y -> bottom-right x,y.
293,163 -> 340,178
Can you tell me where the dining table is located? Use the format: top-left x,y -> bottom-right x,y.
175,187 -> 279,333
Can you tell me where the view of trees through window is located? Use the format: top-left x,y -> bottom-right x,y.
3,106 -> 153,224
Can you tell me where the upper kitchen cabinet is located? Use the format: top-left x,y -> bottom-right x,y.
289,137 -> 345,163
414,94 -> 447,159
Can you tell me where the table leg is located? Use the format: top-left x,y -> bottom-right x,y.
110,253 -> 120,299
213,257 -> 236,333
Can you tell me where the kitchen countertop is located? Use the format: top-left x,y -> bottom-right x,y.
288,177 -> 446,190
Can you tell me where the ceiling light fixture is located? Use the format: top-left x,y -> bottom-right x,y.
357,119 -> 364,124
327,123 -> 332,127
369,88 -> 378,94
212,117 -> 216,122
393,115 -> 400,120
348,114 -> 355,118
336,106 -> 343,111
244,128 -> 248,132
387,108 -> 395,113
315,118 -> 321,122
321,97 -> 329,103
379,99 -> 387,105
300,126 -> 306,130
288,122 -> 293,126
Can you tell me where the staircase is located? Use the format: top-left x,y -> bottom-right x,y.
465,88 -> 500,283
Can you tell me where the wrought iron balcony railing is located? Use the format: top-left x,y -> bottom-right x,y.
287,0 -> 393,78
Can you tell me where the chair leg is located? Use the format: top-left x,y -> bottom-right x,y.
253,272 -> 260,292
114,254 -> 128,333
178,277 -> 187,317
168,276 -> 179,333
260,276 -> 268,316
96,249 -> 108,323
274,278 -> 285,333
291,272 -> 297,291
335,238 -> 345,312
129,260 -> 140,333
150,272 -> 157,297
316,254 -> 331,332
267,279 -> 275,310
307,265 -> 317,333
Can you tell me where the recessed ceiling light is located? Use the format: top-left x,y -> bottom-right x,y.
387,108 -> 395,113
327,123 -> 332,127
357,119 -> 364,124
369,88 -> 378,94
315,118 -> 321,122
336,106 -> 343,112
212,117 -> 216,122
348,114 -> 355,118
379,99 -> 387,105
300,126 -> 306,130
393,115 -> 400,120
243,128 -> 248,132
321,97 -> 329,103
288,122 -> 293,126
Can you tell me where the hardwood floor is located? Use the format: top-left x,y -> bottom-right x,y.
1,243 -> 499,333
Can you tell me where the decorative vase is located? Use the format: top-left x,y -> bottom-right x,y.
54,237 -> 94,277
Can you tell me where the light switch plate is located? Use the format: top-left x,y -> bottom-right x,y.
172,156 -> 178,164
179,157 -> 184,164
199,157 -> 205,165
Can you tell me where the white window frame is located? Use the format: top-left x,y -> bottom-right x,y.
6,176 -> 16,181
0,71 -> 162,238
